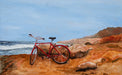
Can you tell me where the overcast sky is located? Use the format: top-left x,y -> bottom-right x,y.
0,0 -> 122,41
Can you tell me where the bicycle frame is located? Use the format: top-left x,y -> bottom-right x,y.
31,41 -> 60,58
29,34 -> 71,65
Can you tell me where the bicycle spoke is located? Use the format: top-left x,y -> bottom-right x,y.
51,45 -> 70,64
30,48 -> 37,65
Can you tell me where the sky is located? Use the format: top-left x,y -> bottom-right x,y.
0,0 -> 122,42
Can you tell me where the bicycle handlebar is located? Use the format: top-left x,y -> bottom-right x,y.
29,34 -> 45,40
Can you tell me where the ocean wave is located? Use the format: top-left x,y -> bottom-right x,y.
0,44 -> 34,50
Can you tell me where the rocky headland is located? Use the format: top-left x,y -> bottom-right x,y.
0,27 -> 122,75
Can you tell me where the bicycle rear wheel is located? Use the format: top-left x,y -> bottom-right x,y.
51,45 -> 70,64
30,47 -> 37,65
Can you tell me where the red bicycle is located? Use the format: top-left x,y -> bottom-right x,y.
29,34 -> 70,65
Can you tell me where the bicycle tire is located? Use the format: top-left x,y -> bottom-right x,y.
30,47 -> 37,65
51,45 -> 70,64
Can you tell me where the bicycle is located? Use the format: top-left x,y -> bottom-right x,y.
29,34 -> 70,65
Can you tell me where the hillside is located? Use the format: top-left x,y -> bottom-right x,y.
58,27 -> 122,45
94,27 -> 122,38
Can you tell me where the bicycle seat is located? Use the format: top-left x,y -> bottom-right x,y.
49,37 -> 56,40
49,37 -> 56,42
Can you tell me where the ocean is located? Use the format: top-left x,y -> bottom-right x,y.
0,41 -> 34,55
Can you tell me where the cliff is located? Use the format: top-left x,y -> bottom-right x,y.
94,27 -> 122,38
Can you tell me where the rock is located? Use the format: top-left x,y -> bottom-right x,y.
100,34 -> 122,44
70,48 -> 92,59
69,43 -> 93,58
1,27 -> 122,75
0,56 -> 3,73
94,27 -> 122,38
102,51 -> 122,62
106,44 -> 122,49
76,62 -> 97,72
69,44 -> 91,52
1,42 -> 122,75
85,42 -> 92,45
58,38 -> 101,45
0,55 -> 14,74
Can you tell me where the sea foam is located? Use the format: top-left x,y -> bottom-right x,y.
0,44 -> 33,50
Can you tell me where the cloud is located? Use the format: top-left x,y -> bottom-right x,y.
2,25 -> 21,30
0,0 -> 122,41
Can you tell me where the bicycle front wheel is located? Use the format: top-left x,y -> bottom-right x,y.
30,47 -> 37,65
51,45 -> 70,64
